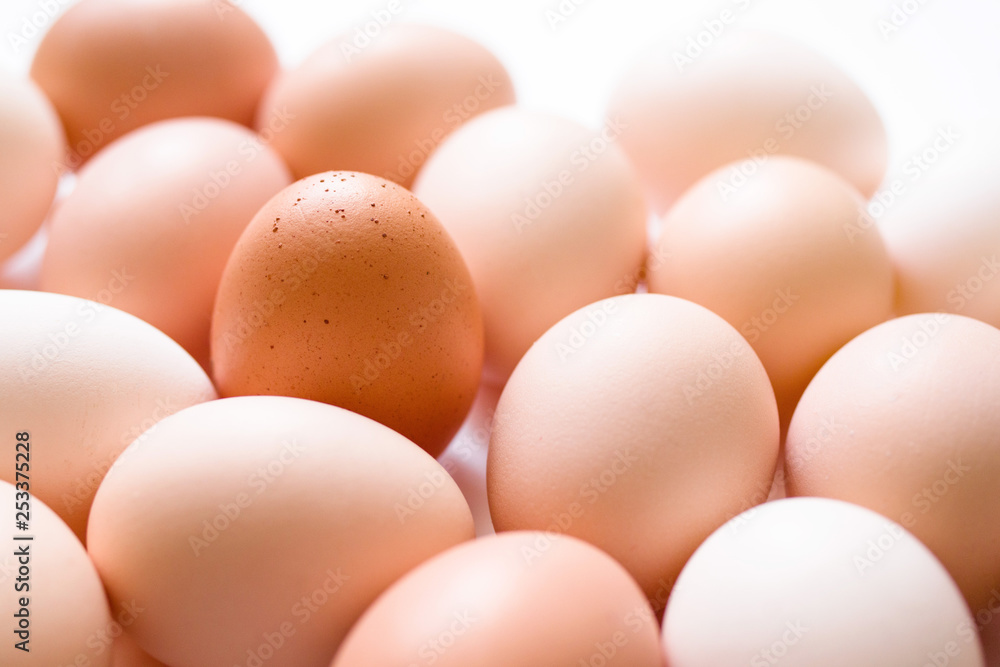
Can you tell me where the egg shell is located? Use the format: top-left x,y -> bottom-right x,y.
879,129 -> 1000,328
0,481 -> 112,667
257,23 -> 515,185
113,632 -> 169,667
647,155 -> 894,431
0,69 -> 65,263
784,313 -> 1000,614
487,293 -> 779,602
413,107 -> 648,380
40,117 -> 292,367
663,497 -> 983,666
608,30 -> 887,212
30,0 -> 278,165
331,531 -> 662,667
87,395 -> 475,667
211,171 -> 483,457
0,289 -> 216,542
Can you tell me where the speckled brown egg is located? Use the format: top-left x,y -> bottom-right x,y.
210,172 -> 483,457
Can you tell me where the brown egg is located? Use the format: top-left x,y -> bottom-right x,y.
413,107 -> 648,381
608,30 -> 887,212
0,69 -> 65,263
331,532 -> 662,667
647,155 -> 894,431
40,117 -> 292,367
487,294 -> 779,604
113,633 -> 169,667
257,23 -> 515,186
879,130 -> 1000,328
87,396 -> 475,667
0,482 -> 112,666
30,0 -> 278,167
785,313 -> 1000,615
211,172 -> 483,457
0,289 -> 216,542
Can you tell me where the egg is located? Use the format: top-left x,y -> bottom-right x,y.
113,633 -> 169,667
784,313 -> 1000,614
0,481 -> 112,666
879,130 -> 1000,328
87,396 -> 474,667
40,117 -> 292,367
257,23 -> 515,185
30,0 -> 278,166
211,171 -> 483,457
331,531 -> 662,667
413,107 -> 648,380
663,497 -> 984,666
0,290 -> 216,541
487,294 -> 779,603
647,155 -> 894,431
0,69 -> 65,263
608,30 -> 887,212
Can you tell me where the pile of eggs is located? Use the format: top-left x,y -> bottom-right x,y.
1,1 -> 999,666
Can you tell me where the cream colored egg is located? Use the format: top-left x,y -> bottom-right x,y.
414,107 -> 648,380
0,482 -> 112,666
647,155 -> 894,431
88,396 -> 474,667
0,290 -> 216,542
332,532 -> 662,667
663,498 -> 983,666
487,294 -> 779,602
41,117 -> 292,367
785,313 -> 1000,615
608,30 -> 887,212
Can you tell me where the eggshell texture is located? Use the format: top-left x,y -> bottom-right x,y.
331,532 -> 662,667
211,172 -> 483,457
113,633 -> 169,667
0,482 -> 112,667
879,132 -> 1000,328
87,396 -> 475,667
413,107 -> 648,380
257,24 -> 515,185
784,313 -> 1000,614
40,117 -> 292,367
487,294 -> 779,601
0,290 -> 216,542
663,498 -> 984,667
608,30 -> 887,212
0,70 -> 65,263
647,155 -> 894,431
30,0 -> 278,165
